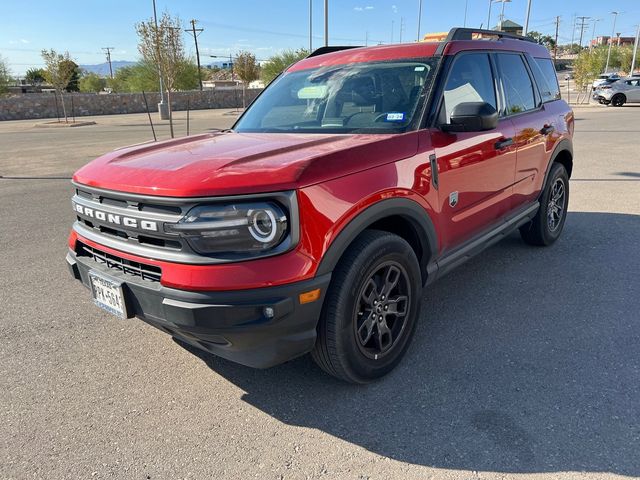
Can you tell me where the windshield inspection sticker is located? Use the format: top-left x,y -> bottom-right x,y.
386,112 -> 405,122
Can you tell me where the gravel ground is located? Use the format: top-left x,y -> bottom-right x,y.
0,106 -> 638,480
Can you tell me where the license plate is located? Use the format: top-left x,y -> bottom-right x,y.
88,270 -> 128,319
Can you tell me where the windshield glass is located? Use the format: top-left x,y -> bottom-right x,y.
234,59 -> 437,134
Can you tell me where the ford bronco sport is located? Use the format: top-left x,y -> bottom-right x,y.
67,28 -> 574,383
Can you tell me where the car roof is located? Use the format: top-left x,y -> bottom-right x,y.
289,27 -> 550,73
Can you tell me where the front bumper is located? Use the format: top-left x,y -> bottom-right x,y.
67,251 -> 331,368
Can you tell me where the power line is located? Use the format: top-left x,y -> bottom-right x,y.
102,47 -> 114,78
186,19 -> 204,91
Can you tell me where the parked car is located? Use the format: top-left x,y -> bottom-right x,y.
594,77 -> 640,106
592,73 -> 621,90
67,28 -> 574,383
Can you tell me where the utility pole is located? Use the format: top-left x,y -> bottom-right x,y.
605,11 -> 619,73
577,16 -> 590,48
553,16 -> 560,61
487,0 -> 494,30
570,14 -> 576,47
186,19 -> 204,91
399,17 -> 405,43
524,0 -> 532,35
102,47 -> 114,78
417,0 -> 423,42
365,31 -> 369,46
324,0 -> 328,46
631,24 -> 640,74
499,0 -> 511,31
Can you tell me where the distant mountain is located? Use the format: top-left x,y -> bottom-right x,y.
79,61 -> 137,76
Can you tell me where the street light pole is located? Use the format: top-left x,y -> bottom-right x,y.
499,0 -> 511,31
309,0 -> 313,52
631,24 -> 640,75
487,0 -> 493,30
324,0 -> 328,47
604,11 -> 619,73
590,18 -> 601,51
417,0 -> 423,42
524,0 -> 532,35
152,0 -> 169,120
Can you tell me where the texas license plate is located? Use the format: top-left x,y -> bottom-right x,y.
88,270 -> 128,319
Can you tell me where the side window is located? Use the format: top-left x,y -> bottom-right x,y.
441,53 -> 497,123
532,57 -> 561,102
496,53 -> 537,115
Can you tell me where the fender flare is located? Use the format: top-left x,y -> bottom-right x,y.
542,138 -> 573,189
315,197 -> 438,280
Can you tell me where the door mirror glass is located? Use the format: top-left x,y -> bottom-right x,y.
441,102 -> 498,132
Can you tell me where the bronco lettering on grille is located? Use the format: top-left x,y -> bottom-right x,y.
74,203 -> 158,231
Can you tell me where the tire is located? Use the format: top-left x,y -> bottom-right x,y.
520,162 -> 569,246
311,230 -> 422,383
611,94 -> 626,107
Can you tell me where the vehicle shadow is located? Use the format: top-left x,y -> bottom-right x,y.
175,211 -> 640,476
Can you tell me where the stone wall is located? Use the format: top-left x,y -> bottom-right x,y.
0,89 -> 263,121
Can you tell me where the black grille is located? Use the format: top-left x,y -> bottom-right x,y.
77,242 -> 162,282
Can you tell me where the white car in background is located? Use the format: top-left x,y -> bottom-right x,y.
594,77 -> 640,106
592,73 -> 621,90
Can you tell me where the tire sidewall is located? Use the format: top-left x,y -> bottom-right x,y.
332,235 -> 422,382
540,164 -> 569,244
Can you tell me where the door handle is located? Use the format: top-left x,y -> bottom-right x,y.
429,154 -> 439,190
494,138 -> 514,150
540,125 -> 555,135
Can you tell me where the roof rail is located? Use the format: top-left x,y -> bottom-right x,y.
435,27 -> 535,55
307,46 -> 362,58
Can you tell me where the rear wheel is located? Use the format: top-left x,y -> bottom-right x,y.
311,230 -> 422,383
520,162 -> 569,246
611,94 -> 626,107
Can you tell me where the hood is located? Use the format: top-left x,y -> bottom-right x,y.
72,131 -> 418,197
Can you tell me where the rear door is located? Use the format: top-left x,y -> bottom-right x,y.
494,52 -> 552,208
430,52 -> 517,252
626,79 -> 640,102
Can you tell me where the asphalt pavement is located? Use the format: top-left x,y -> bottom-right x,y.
0,106 -> 638,480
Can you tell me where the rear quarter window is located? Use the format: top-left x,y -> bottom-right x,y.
532,57 -> 561,102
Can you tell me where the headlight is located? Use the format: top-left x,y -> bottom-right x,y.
165,201 -> 290,255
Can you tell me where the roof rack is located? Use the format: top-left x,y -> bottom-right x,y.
435,27 -> 535,55
307,46 -> 363,58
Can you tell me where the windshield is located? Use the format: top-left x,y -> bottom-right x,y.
234,59 -> 437,134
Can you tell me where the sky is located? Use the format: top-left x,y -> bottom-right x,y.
1,0 -> 639,76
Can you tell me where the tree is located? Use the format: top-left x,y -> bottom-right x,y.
526,31 -> 556,50
41,49 -> 77,122
136,12 -> 187,137
62,60 -> 81,92
79,72 -> 107,93
0,55 -> 11,95
107,59 -> 199,93
261,49 -> 309,84
234,51 -> 260,107
25,68 -> 47,86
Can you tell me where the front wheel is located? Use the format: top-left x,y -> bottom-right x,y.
520,162 -> 569,246
311,230 -> 422,383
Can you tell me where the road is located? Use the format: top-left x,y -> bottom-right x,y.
1,107 -> 639,480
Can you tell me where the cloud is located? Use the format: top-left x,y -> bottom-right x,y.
354,6 -> 363,11
9,39 -> 30,45
392,4 -> 398,13
365,6 -> 374,10
354,5 -> 373,12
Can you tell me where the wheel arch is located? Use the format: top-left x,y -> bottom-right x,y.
544,138 -> 573,188
316,198 -> 438,285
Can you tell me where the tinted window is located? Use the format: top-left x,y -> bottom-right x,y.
497,53 -> 536,115
532,57 -> 561,102
441,53 -> 496,123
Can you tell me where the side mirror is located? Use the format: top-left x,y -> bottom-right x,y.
441,102 -> 498,133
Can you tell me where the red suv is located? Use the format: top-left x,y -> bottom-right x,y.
67,28 -> 574,383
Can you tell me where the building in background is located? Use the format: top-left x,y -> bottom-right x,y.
591,36 -> 636,48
